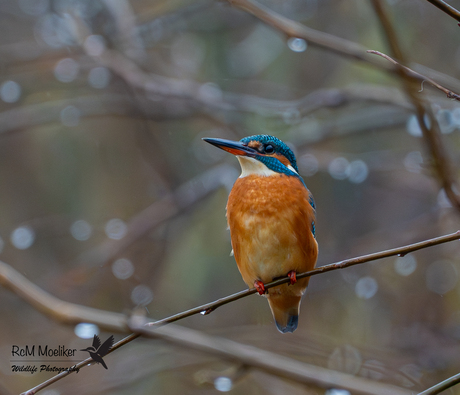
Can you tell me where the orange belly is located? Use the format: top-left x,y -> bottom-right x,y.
226,173 -> 318,297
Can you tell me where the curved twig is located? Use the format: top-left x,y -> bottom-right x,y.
367,50 -> 460,101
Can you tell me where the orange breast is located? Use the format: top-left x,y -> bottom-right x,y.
226,174 -> 318,294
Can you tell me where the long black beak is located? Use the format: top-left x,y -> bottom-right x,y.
80,348 -> 90,352
202,137 -> 258,157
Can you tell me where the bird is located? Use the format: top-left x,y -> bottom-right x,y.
80,334 -> 114,369
203,134 -> 318,333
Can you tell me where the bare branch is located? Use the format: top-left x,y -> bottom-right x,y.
418,372 -> 460,395
370,0 -> 460,212
224,0 -> 460,98
0,260 -> 128,333
3,231 -> 459,394
130,318 -> 412,395
424,0 -> 460,22
0,84 -> 415,136
367,50 -> 460,101
227,0 -> 389,67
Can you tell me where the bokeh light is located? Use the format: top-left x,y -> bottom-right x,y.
328,157 -> 350,180
0,80 -> 21,103
10,226 -> 35,250
54,58 -> 79,83
83,35 -> 106,57
347,160 -> 368,183
131,285 -> 153,306
112,258 -> 134,280
214,377 -> 232,392
60,105 -> 80,127
394,255 -> 417,276
74,323 -> 99,339
426,260 -> 458,295
105,219 -> 127,240
355,276 -> 378,299
70,220 -> 92,241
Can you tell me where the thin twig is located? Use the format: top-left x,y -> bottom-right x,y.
145,230 -> 460,320
226,0 -> 460,92
367,50 -> 460,101
424,0 -> 460,22
225,0 -> 460,212
5,231 -> 459,394
227,0 -> 457,98
418,372 -> 460,395
227,0 -> 391,67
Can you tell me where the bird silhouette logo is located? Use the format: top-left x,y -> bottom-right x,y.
80,335 -> 114,369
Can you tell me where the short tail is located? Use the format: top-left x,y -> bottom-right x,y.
267,294 -> 302,333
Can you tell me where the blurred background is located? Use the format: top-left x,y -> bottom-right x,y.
2,0 -> 460,394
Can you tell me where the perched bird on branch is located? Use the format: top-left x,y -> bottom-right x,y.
203,135 -> 318,333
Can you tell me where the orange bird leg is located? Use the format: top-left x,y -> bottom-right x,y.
254,280 -> 266,295
287,270 -> 297,285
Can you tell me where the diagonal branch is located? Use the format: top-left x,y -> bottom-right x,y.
2,231 -> 459,394
424,0 -> 460,22
370,0 -> 460,211
418,372 -> 460,395
227,0 -> 390,67
367,50 -> 460,101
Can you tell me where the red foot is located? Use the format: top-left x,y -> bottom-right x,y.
254,280 -> 266,295
288,270 -> 297,285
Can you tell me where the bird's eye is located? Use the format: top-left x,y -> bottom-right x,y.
264,144 -> 275,154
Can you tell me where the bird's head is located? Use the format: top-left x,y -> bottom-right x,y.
80,347 -> 96,352
203,134 -> 301,179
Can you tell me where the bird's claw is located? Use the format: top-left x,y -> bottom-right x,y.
254,280 -> 266,295
288,270 -> 297,285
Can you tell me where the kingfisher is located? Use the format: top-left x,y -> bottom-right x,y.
203,134 -> 318,333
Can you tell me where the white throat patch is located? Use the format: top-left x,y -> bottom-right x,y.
237,156 -> 277,178
287,164 -> 298,175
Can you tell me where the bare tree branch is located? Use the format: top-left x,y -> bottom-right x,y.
2,231 -> 458,394
0,84 -> 415,136
424,0 -> 460,22
225,0 -> 460,96
223,0 -> 460,211
130,318 -> 412,395
367,50 -> 460,101
370,0 -> 460,212
227,0 -> 389,67
1,261 -> 412,395
418,372 -> 460,395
